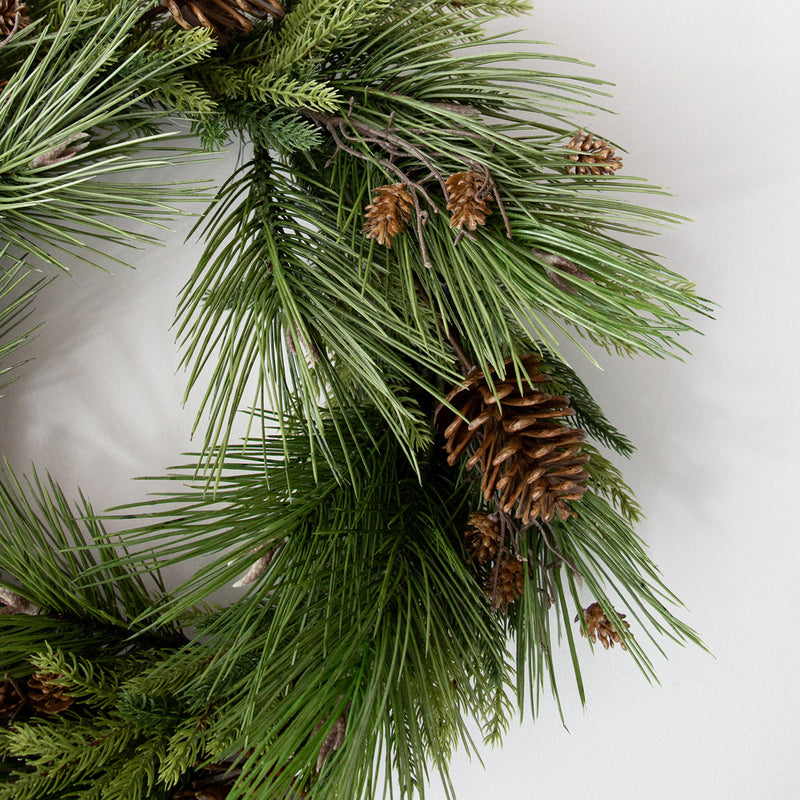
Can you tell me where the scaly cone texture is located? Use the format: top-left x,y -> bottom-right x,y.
577,602 -> 631,650
565,131 -> 623,176
26,672 -> 74,714
446,170 -> 494,231
0,0 -> 27,38
164,0 -> 284,40
362,183 -> 414,247
485,555 -> 524,612
436,355 -> 590,524
464,511 -> 501,564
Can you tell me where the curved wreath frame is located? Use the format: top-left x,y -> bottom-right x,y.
0,2 -> 708,798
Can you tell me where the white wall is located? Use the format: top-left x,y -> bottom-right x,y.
1,2 -> 798,797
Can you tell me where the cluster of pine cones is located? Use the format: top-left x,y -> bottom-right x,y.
363,169 -> 495,248
463,511 -> 524,611
435,353 -> 589,609
463,512 -> 632,649
363,129 -> 621,249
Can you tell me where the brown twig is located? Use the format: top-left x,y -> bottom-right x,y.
531,519 -> 581,578
0,11 -> 21,49
305,106 -> 454,269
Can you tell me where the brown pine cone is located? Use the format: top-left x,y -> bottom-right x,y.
435,354 -> 589,524
485,556 -> 524,611
0,0 -> 28,38
565,131 -> 623,176
445,171 -> 493,231
26,672 -> 74,714
164,0 -> 284,40
362,184 -> 414,248
576,602 -> 630,650
464,511 -> 501,564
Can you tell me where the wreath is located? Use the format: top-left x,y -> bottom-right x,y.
0,1 -> 709,798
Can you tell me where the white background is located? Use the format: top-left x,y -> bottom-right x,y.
2,1 -> 799,797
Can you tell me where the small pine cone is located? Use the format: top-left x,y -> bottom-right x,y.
485,556 -> 524,611
165,0 -> 284,40
464,511 -> 501,563
0,0 -> 28,38
435,354 -> 589,525
576,602 -> 630,650
362,184 -> 414,248
445,171 -> 493,231
0,678 -> 24,718
565,131 -> 623,176
26,673 -> 74,714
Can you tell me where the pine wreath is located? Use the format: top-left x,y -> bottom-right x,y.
0,2 -> 710,799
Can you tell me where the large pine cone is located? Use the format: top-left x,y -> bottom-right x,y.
0,0 -> 27,38
565,131 -> 623,176
445,171 -> 493,231
26,673 -> 74,714
362,184 -> 414,248
165,0 -> 284,40
435,355 -> 589,524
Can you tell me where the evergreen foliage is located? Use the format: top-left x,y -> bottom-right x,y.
0,254 -> 49,392
0,0 -> 209,271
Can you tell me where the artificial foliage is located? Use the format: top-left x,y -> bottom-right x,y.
0,1 -> 710,798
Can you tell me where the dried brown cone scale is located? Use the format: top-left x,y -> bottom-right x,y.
445,170 -> 493,231
565,131 -> 623,176
26,672 -> 74,714
464,511 -> 501,564
164,0 -> 284,40
362,183 -> 413,248
0,0 -> 28,38
486,556 -> 524,611
576,602 -> 631,650
435,355 -> 589,524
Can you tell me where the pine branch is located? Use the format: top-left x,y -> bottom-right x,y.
0,0 -> 209,271
177,152 -> 455,482
0,715 -> 139,799
0,461 -> 172,629
0,254 -> 50,393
